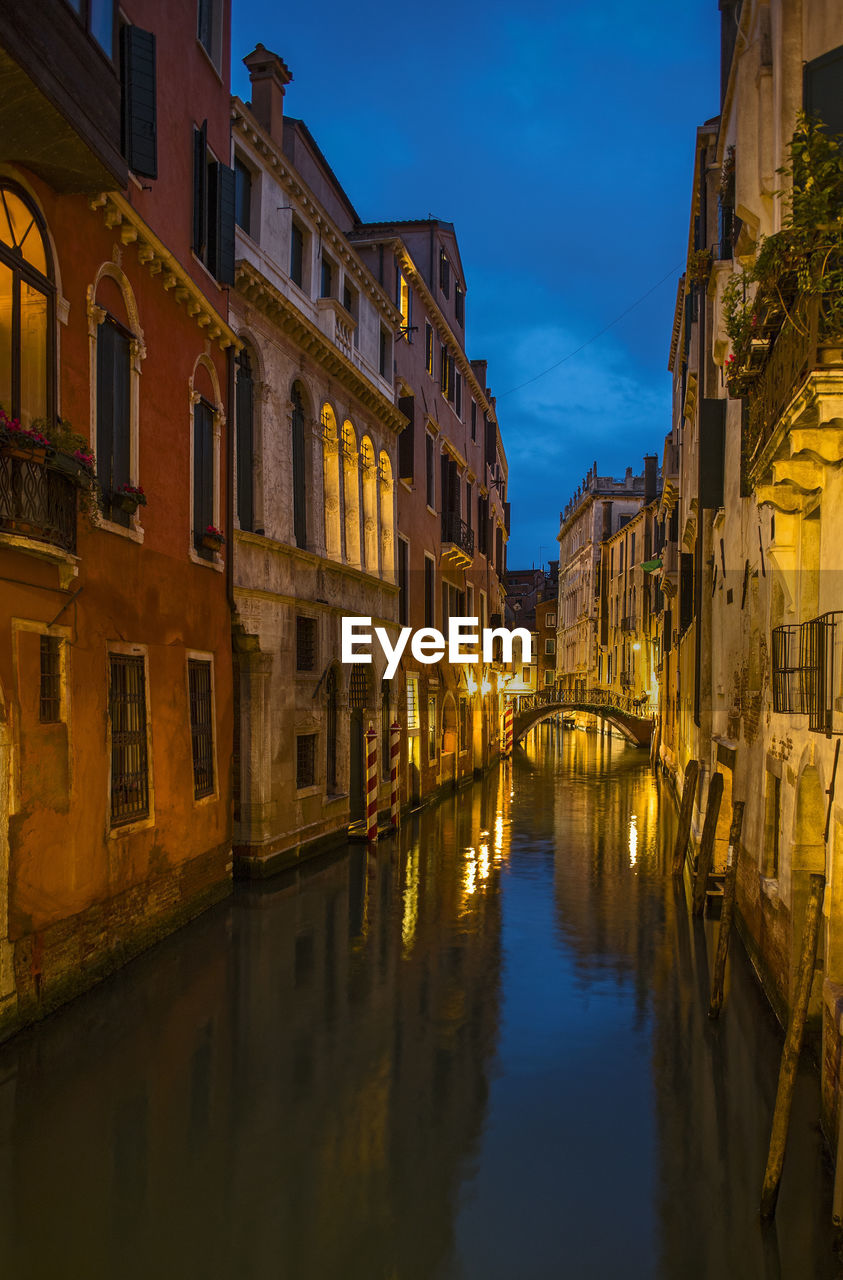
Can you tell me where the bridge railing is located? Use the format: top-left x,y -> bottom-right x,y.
511,686 -> 657,721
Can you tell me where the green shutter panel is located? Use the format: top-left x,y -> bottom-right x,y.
120,25 -> 157,179
397,394 -> 415,482
193,121 -> 207,256
216,163 -> 236,284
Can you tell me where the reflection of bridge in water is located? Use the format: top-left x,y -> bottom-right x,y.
511,688 -> 656,747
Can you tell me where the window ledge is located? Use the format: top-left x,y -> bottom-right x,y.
0,532 -> 79,587
325,792 -> 349,805
189,547 -> 224,572
193,790 -> 219,807
196,38 -> 224,83
97,515 -> 144,544
296,784 -> 320,798
109,814 -> 155,838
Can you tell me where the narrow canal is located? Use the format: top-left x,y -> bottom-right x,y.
0,726 -> 839,1278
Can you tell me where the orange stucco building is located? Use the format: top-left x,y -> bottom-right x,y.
0,0 -> 237,1035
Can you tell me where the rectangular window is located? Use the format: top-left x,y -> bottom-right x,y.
120,24 -> 158,179
290,221 -> 304,289
406,676 -> 419,730
763,773 -> 781,878
424,555 -> 435,628
471,399 -> 477,442
522,667 -> 532,683
545,637 -> 556,655
465,480 -> 472,536
398,537 -> 409,626
39,635 -> 62,723
440,344 -> 450,397
455,280 -> 464,327
379,327 -> 390,378
425,322 -> 434,376
427,695 -> 437,761
109,653 -> 149,826
188,659 -> 215,799
546,612 -> 557,628
455,370 -> 462,417
321,257 -> 333,298
197,0 -> 223,69
397,269 -> 412,338
193,397 -> 215,557
234,156 -> 252,234
192,124 -> 235,284
296,615 -> 317,671
544,670 -> 554,687
426,434 -> 435,509
296,734 -> 316,788
439,248 -> 450,298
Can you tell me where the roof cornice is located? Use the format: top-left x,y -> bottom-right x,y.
231,99 -> 401,328
235,258 -> 406,433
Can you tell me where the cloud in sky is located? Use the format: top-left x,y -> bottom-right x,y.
232,0 -> 719,565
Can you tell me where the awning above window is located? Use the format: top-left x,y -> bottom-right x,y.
641,558 -> 662,573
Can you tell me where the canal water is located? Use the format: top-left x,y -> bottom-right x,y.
0,725 -> 839,1279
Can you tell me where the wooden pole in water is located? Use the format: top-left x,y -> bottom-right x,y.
708,800 -> 745,1018
692,771 -> 724,916
760,872 -> 825,1221
671,759 -> 700,878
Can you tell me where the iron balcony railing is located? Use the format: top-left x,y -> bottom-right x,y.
0,453 -> 77,553
441,511 -> 474,557
620,616 -> 636,633
513,685 -> 657,720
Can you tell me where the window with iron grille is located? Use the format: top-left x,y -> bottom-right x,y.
349,666 -> 368,711
801,612 -> 841,735
406,676 -> 419,730
428,695 -> 437,761
772,624 -> 804,714
296,734 -> 316,788
296,615 -> 317,671
109,653 -> 149,825
39,635 -> 62,723
459,697 -> 469,751
188,659 -> 215,798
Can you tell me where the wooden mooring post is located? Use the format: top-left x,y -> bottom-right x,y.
671,760 -> 700,878
760,872 -> 825,1221
691,771 -> 724,917
708,801 -> 745,1019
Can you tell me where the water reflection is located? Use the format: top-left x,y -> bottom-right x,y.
0,724 -> 838,1279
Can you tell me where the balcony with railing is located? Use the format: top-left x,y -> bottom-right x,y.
772,612 -> 842,735
441,511 -> 474,568
0,452 -> 78,559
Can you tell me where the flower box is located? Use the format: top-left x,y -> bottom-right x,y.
201,533 -> 225,551
0,440 -> 47,465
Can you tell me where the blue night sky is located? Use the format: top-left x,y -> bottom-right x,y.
231,0 -> 720,567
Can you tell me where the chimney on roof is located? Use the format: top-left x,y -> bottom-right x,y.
625,466 -> 633,487
243,44 -> 292,144
644,454 -> 658,504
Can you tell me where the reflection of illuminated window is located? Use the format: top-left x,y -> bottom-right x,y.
0,183 -> 53,427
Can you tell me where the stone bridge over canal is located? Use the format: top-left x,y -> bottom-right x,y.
511,688 -> 656,748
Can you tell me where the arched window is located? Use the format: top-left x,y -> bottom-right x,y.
378,450 -> 394,582
360,436 -> 378,573
236,347 -> 255,532
291,381 -> 307,548
326,666 -> 338,793
89,263 -> 145,530
342,419 -> 360,567
321,403 -> 341,559
0,182 -> 54,426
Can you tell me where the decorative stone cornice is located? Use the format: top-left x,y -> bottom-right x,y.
88,192 -> 241,352
235,258 -> 407,434
231,100 -> 402,330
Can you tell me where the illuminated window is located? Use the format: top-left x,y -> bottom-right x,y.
0,182 -> 54,427
406,676 -> 419,730
427,695 -> 437,761
425,323 -> 434,376
439,247 -> 450,298
397,268 -> 412,339
455,280 -> 464,326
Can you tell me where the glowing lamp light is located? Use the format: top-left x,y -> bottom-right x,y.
632,642 -> 641,651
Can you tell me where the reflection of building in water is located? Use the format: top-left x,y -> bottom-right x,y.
0,774 -> 504,1278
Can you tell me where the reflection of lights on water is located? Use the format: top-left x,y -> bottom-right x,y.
494,814 -> 504,853
628,813 -> 638,867
464,846 -> 477,896
402,850 -> 419,953
478,845 -> 490,880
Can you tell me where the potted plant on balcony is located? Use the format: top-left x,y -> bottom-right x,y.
112,482 -> 147,515
688,247 -> 712,287
0,408 -> 51,463
201,524 -> 225,552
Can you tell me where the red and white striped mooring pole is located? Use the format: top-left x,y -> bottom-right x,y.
390,720 -> 401,832
366,722 -> 378,843
503,701 -> 514,757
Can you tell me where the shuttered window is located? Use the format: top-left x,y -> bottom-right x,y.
97,315 -> 132,526
188,659 -> 215,799
398,394 -> 415,482
120,25 -> 157,179
192,122 -> 234,283
109,654 -> 149,826
236,348 -> 254,532
193,398 -> 215,556
291,382 -> 307,548
700,399 -> 726,509
425,323 -> 434,375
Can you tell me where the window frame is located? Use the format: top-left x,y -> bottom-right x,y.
187,654 -> 217,802
107,645 -> 153,832
0,180 -> 57,428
